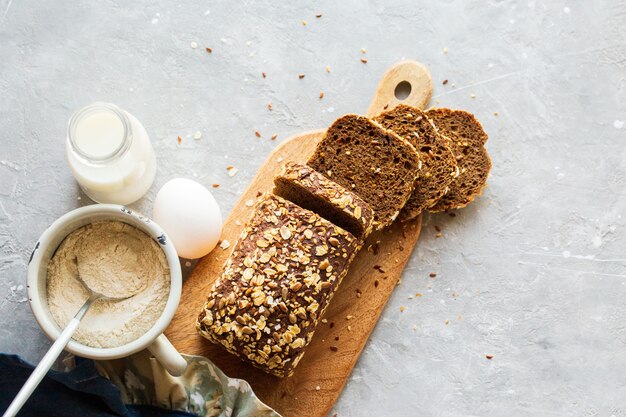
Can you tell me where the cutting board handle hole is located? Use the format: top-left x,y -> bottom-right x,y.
394,81 -> 412,100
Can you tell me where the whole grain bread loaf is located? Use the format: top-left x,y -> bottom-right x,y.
307,114 -> 420,230
196,193 -> 360,377
425,108 -> 491,211
274,161 -> 374,240
374,104 -> 458,221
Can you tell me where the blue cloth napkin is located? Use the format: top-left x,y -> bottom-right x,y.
0,354 -> 198,417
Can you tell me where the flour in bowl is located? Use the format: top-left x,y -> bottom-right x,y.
46,220 -> 170,348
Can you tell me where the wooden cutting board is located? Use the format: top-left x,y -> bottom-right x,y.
165,60 -> 433,417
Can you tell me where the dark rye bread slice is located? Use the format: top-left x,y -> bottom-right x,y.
426,108 -> 491,211
374,104 -> 458,221
307,114 -> 420,230
274,161 -> 375,240
196,193 -> 360,377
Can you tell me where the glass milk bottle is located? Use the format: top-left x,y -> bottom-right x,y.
66,102 -> 157,205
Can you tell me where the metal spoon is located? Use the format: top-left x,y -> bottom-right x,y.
3,269 -> 135,417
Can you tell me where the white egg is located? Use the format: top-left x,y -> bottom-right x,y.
153,178 -> 223,259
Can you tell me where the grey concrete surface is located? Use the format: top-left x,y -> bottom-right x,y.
1,0 -> 626,416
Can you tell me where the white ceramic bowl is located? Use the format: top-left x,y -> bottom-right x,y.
27,204 -> 187,376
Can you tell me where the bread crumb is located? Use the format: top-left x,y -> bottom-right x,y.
361,48 -> 367,54
400,306 -> 405,312
458,315 -> 462,320
205,47 -> 212,54
235,220 -> 242,226
412,325 -> 417,331
494,111 -> 499,116
435,232 -> 443,238
325,66 -> 331,73
255,131 -> 261,138
276,157 -> 284,163
298,74 -> 305,79
445,319 -> 449,325
245,199 -> 254,207
470,94 -> 476,99
301,19 -> 307,26
486,354 -> 494,360
194,131 -> 202,140
443,47 -> 448,54
219,240 -> 230,250
319,92 -> 324,99
190,41 -> 198,49
212,184 -> 220,188
227,166 -> 238,177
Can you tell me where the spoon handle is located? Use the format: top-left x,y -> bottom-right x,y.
3,298 -> 94,417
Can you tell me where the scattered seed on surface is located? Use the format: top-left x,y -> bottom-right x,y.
194,131 -> 202,140
330,346 -> 338,352
298,74 -> 305,79
271,134 -> 277,140
325,66 -> 331,73
360,58 -> 368,63
470,94 -> 476,99
429,272 -> 437,278
374,280 -> 379,288
319,92 -> 324,99
205,47 -> 212,54
435,233 -> 443,238
245,199 -> 254,207
321,318 -> 328,324
361,48 -> 367,54
486,354 -> 494,360
347,325 -> 352,331
400,306 -> 405,312
442,79 -> 448,85
255,131 -> 261,138
177,136 -> 182,144
267,102 -> 273,111
316,14 -> 322,18
383,104 -> 389,110
315,386 -> 320,391
434,225 -> 441,232
301,19 -> 307,26
443,47 -> 449,54
494,111 -> 499,116
190,41 -> 198,49
219,240 -> 230,250
212,184 -> 220,188
262,71 -> 266,78
415,293 -> 422,297
346,315 -> 353,320
227,166 -> 238,177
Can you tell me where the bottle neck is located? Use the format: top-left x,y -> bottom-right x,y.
67,102 -> 133,165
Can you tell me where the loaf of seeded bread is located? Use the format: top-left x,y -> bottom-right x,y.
274,161 -> 374,240
374,104 -> 458,221
307,114 -> 420,230
425,108 -> 491,211
196,193 -> 360,377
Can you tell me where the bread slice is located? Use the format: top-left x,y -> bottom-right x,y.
374,104 -> 458,221
307,114 -> 420,230
425,108 -> 491,211
274,162 -> 374,240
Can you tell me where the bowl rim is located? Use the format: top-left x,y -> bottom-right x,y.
26,204 -> 182,359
